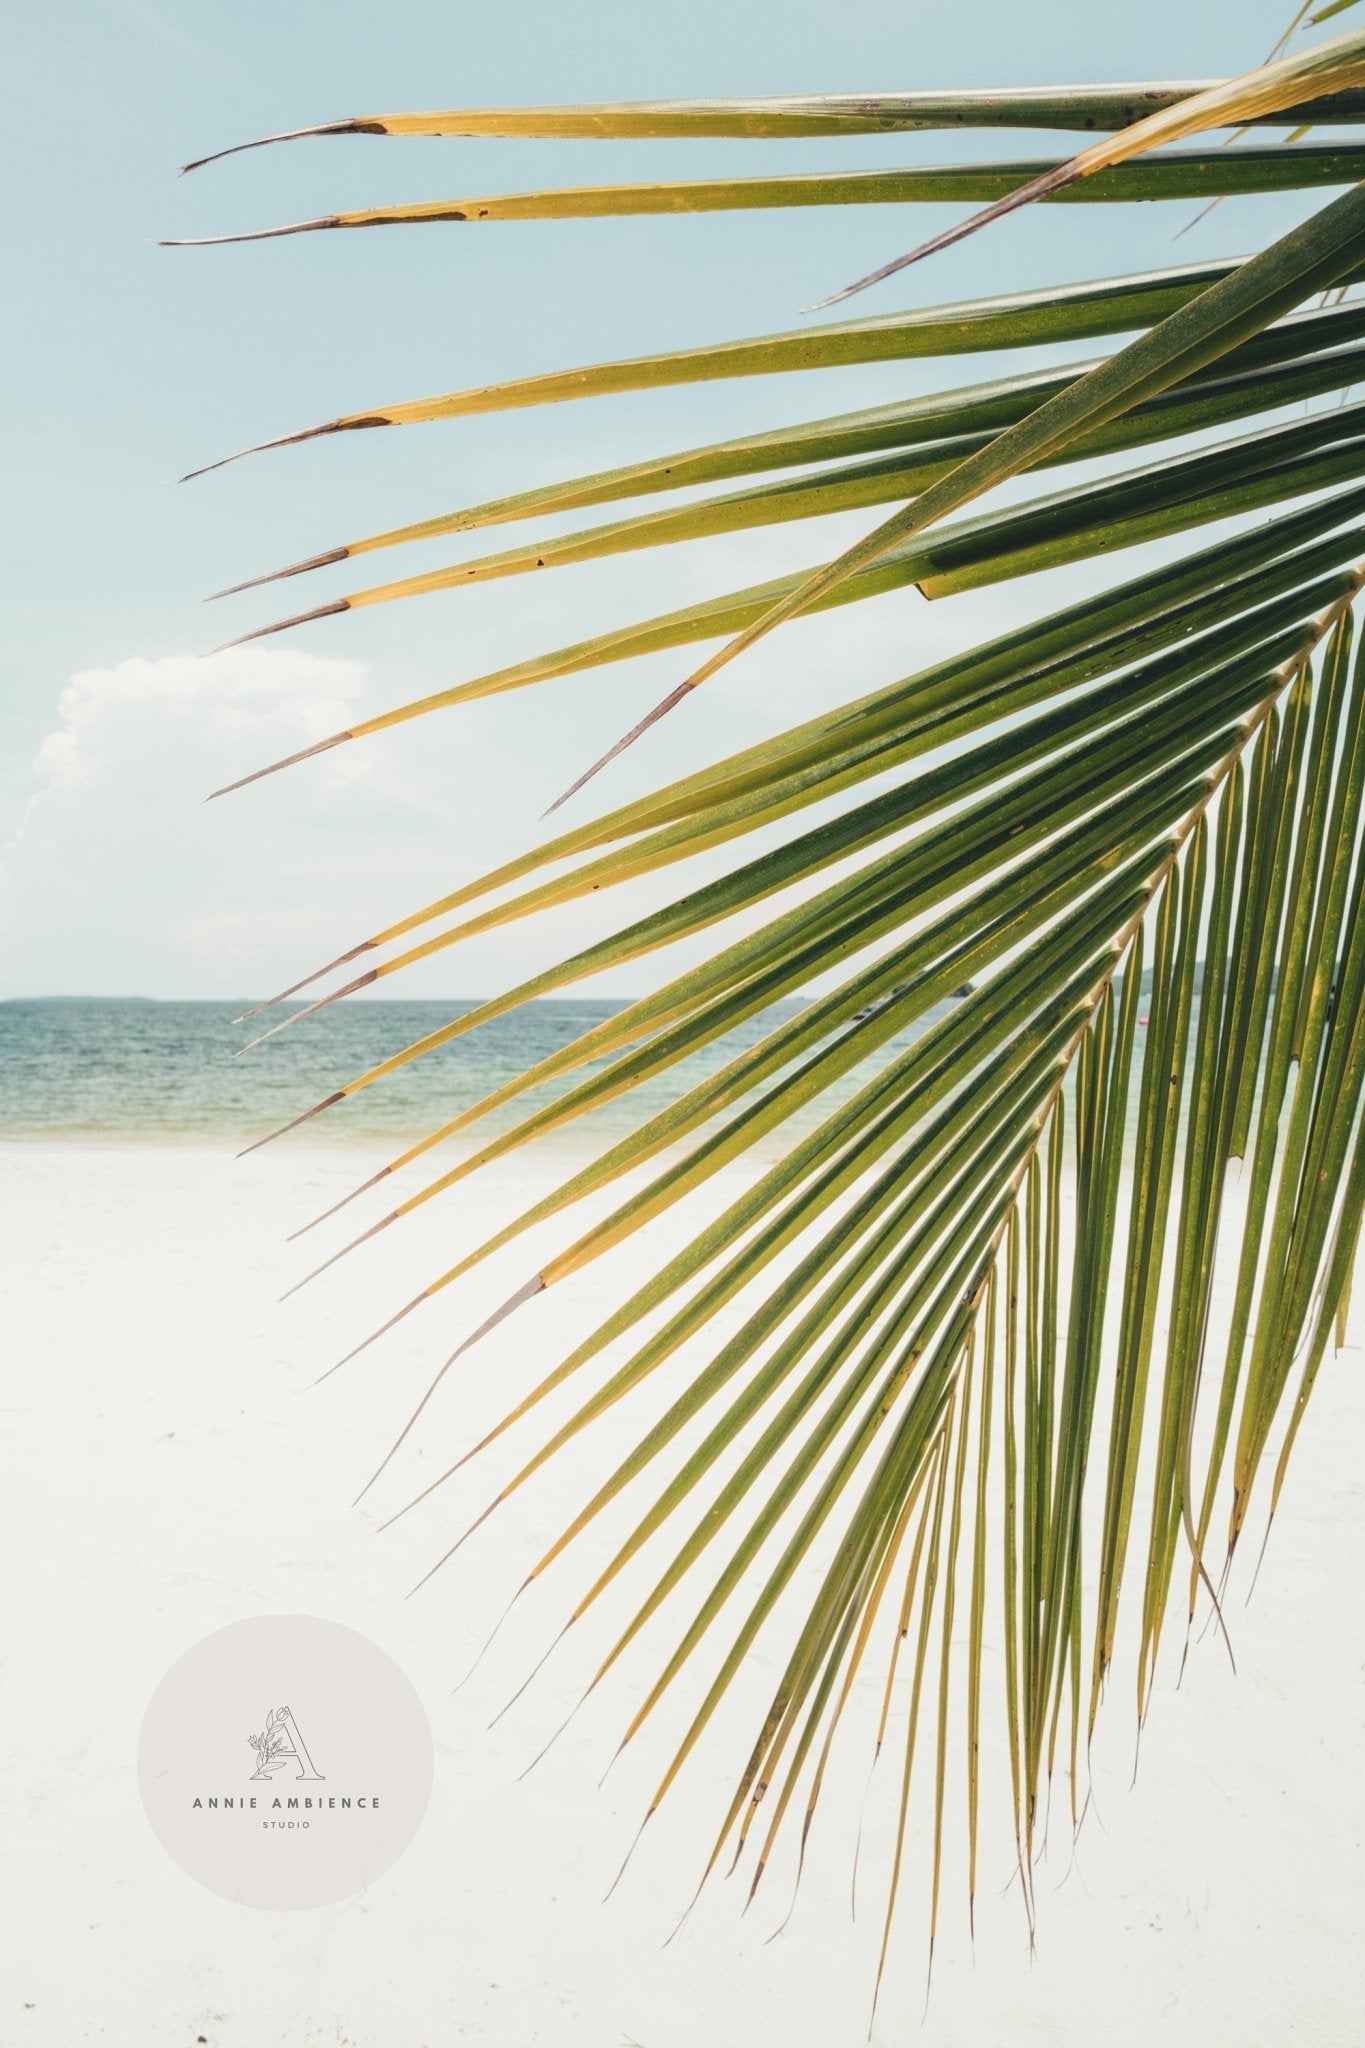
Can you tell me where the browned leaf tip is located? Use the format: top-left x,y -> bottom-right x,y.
808,159 -> 1081,310
162,217 -> 343,247
180,414 -> 385,484
403,1491 -> 505,1596
212,598 -> 352,652
209,548 -> 351,603
235,938 -> 375,1023
279,1209 -> 395,1301
207,730 -> 351,802
317,1286 -> 435,1389
542,678 -> 697,817
234,967 -> 378,1056
286,1162 -> 392,1242
236,1090 -> 345,1159
352,1272 -> 548,1506
180,119 -> 386,176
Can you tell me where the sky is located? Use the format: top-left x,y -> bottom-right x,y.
0,0 -> 1345,999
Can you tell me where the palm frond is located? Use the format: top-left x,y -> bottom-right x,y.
179,32 -> 1365,2006
181,252 -> 1285,480
218,306 -> 1365,604
819,23 -> 1365,304
179,78 -> 1365,172
167,141 -> 1365,247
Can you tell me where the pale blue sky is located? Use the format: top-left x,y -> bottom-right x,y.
0,0 -> 1342,996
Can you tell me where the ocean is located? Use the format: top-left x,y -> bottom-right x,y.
0,995 -> 955,1154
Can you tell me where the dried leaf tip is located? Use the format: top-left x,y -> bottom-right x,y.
179,119 -> 383,176
161,217 -> 343,248
543,678 -> 698,816
206,731 -> 352,803
179,415 -> 376,485
208,548 -> 350,603
810,161 -> 1077,307
235,1091 -> 345,1159
212,599 -> 351,653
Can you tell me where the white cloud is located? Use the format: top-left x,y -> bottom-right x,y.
0,584 -> 1027,1002
26,646 -> 367,798
0,640 -> 742,1001
0,648 -> 411,997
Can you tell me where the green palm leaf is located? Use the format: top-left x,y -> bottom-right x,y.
178,77 -> 1365,170
168,141 -> 1365,246
179,24 -> 1365,2005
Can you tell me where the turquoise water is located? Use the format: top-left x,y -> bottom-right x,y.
0,995 -> 956,1153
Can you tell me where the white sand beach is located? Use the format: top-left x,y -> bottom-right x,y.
3,1137 -> 1363,2046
